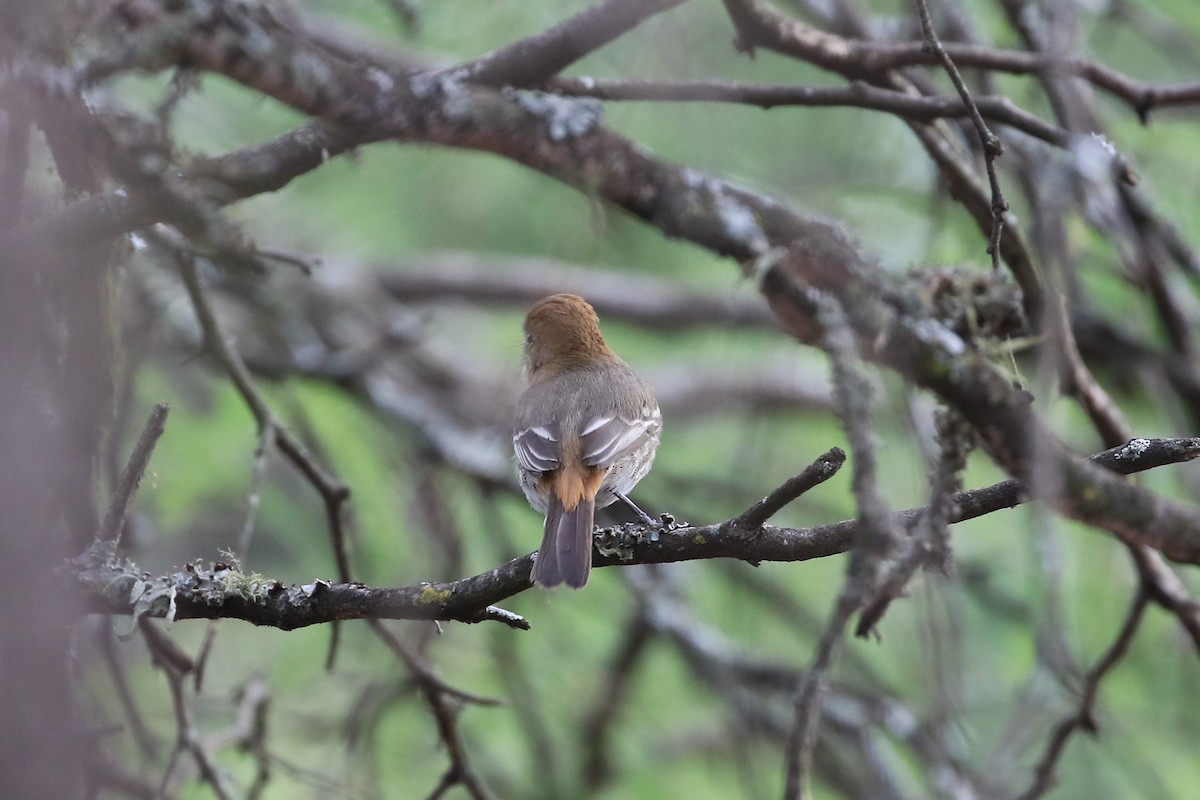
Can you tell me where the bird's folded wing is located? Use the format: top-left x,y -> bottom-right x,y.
513,423 -> 562,473
579,408 -> 662,468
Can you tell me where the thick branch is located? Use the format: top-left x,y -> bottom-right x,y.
5,121 -> 351,262
375,252 -> 775,329
72,438 -> 1200,629
58,0 -> 1200,566
453,0 -> 688,87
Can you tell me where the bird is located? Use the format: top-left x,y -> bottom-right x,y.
513,294 -> 661,588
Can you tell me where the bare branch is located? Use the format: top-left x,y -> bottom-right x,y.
724,0 -> 1044,313
1125,545 -> 1200,655
735,447 -> 846,531
452,0 -> 688,87
166,237 -> 354,584
14,1 -> 1200,797
580,610 -> 655,789
72,438 -> 1200,629
914,0 -> 1008,270
853,408 -> 974,637
376,252 -> 775,329
554,76 -> 1071,146
98,403 -> 169,544
1015,588 -> 1150,800
3,120 -> 352,264
370,621 -> 496,800
721,0 -> 1200,118
783,289 -> 899,800
784,594 -> 856,800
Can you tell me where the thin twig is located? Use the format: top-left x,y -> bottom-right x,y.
165,235 -> 354,584
98,403 -> 169,544
368,621 -> 501,707
191,620 -> 221,694
138,619 -> 196,675
175,249 -> 349,511
1125,544 -> 1200,655
723,0 -> 1042,315
553,77 -> 1071,147
142,619 -> 235,800
165,666 -> 235,800
96,624 -> 158,759
1015,587 -> 1150,800
254,247 -> 316,274
581,609 -> 655,788
735,447 -> 846,530
238,420 -> 274,562
722,0 -> 1200,118
168,234 -> 358,672
195,419 -> 275,692
153,68 -> 200,132
915,0 -> 1008,270
785,594 -> 857,800
853,408 -> 973,638
369,621 -> 495,800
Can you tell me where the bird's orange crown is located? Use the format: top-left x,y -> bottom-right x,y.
523,293 -> 614,377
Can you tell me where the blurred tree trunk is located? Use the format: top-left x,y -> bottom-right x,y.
1,4 -> 114,795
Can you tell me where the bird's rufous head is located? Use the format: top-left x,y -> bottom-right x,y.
523,294 -> 613,378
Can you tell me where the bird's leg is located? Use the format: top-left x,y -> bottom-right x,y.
613,491 -> 657,527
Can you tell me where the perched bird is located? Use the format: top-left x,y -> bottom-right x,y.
513,294 -> 661,588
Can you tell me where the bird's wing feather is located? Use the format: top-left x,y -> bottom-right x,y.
513,423 -> 562,474
579,407 -> 661,468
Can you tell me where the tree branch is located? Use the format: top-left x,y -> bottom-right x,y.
721,0 -> 1200,118
71,438 -> 1200,629
169,237 -> 354,583
1015,588 -> 1150,800
914,0 -> 1008,271
734,447 -> 845,530
98,403 -> 169,544
451,0 -> 688,87
376,252 -> 776,329
553,77 -> 1071,147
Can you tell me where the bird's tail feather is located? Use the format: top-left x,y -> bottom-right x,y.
532,494 -> 594,588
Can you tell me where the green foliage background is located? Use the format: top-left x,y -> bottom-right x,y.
88,1 -> 1200,797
